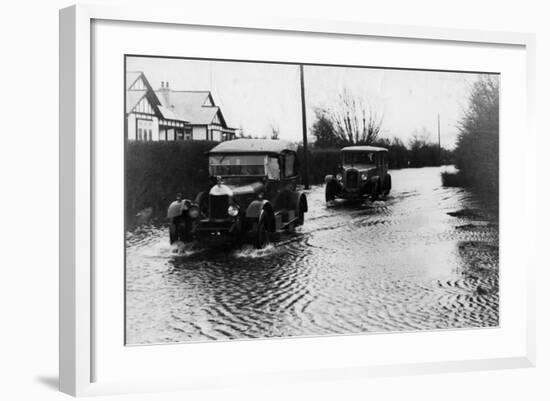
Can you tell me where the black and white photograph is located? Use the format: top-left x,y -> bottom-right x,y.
124,55 -> 499,345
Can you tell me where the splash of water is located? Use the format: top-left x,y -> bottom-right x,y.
233,244 -> 277,258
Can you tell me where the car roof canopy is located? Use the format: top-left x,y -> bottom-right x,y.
341,145 -> 388,152
209,139 -> 298,155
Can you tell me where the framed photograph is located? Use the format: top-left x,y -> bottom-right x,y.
59,4 -> 536,396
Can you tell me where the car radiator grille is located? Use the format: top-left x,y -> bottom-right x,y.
345,170 -> 359,188
209,194 -> 229,219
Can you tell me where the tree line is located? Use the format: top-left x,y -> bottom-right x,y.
311,77 -> 499,194
311,90 -> 453,169
443,75 -> 499,196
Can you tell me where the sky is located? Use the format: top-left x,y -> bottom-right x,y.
127,56 -> 498,149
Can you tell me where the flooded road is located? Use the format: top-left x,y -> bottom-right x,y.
125,166 -> 499,344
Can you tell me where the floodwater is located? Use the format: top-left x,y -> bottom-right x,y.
125,166 -> 499,344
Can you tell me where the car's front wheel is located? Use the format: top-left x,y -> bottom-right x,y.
370,180 -> 380,201
252,215 -> 269,249
169,217 -> 193,244
325,181 -> 338,203
383,175 -> 392,196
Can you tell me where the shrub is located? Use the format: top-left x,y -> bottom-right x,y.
297,147 -> 341,185
125,141 -> 218,225
441,171 -> 467,187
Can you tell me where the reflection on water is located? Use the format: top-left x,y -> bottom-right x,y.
125,166 -> 499,344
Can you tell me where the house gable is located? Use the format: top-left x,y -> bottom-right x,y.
212,112 -> 221,125
132,95 -> 155,115
128,74 -> 148,91
203,93 -> 215,107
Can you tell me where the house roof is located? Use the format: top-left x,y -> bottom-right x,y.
157,105 -> 181,121
126,71 -> 142,90
156,90 -> 229,127
209,139 -> 297,154
341,146 -> 388,152
126,72 -> 233,128
126,90 -> 146,113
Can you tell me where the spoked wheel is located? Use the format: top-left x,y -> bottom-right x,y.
194,192 -> 208,217
252,214 -> 269,249
325,182 -> 338,203
296,206 -> 305,226
370,181 -> 380,201
169,217 -> 193,244
169,223 -> 178,244
383,175 -> 392,196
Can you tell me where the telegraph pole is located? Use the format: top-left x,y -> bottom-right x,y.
300,64 -> 310,189
437,113 -> 441,165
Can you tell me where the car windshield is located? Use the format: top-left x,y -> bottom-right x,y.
209,155 -> 280,179
342,151 -> 376,166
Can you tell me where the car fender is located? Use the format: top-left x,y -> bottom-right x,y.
167,199 -> 192,219
365,175 -> 381,192
246,200 -> 275,231
324,174 -> 335,183
245,199 -> 272,220
289,191 -> 308,213
368,175 -> 380,185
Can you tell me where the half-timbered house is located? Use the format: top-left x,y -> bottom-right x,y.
125,71 -> 237,142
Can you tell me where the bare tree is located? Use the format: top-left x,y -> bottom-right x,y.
270,123 -> 280,140
318,89 -> 384,146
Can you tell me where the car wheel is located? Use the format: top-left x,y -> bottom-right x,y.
169,223 -> 178,244
179,219 -> 194,242
371,181 -> 380,201
253,215 -> 269,249
383,175 -> 391,196
296,206 -> 305,226
194,191 -> 208,217
325,182 -> 337,202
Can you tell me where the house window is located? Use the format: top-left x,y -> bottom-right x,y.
176,129 -> 184,141
137,128 -> 142,141
184,129 -> 192,140
211,130 -> 222,142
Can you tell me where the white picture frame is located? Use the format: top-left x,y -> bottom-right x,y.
59,4 -> 536,397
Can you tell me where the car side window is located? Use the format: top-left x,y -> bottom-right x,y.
266,157 -> 280,180
284,153 -> 296,178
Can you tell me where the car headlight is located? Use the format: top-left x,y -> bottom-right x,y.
227,205 -> 239,217
361,174 -> 368,181
188,206 -> 200,219
336,173 -> 343,181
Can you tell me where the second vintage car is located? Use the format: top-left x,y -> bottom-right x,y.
324,145 -> 391,203
167,139 -> 308,249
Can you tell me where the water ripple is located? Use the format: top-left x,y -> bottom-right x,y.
126,167 -> 499,344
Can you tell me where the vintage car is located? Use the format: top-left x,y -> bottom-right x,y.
167,139 -> 308,248
324,146 -> 391,203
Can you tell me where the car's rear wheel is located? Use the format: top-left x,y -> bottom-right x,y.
169,222 -> 178,244
296,206 -> 305,226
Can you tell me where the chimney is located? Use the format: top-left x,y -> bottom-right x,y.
158,81 -> 170,107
